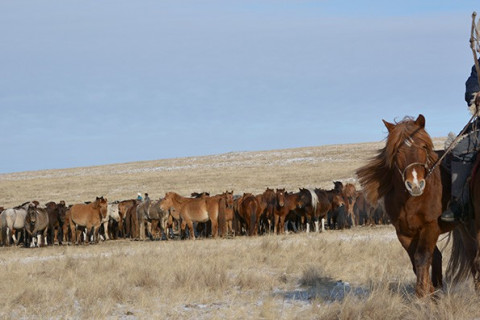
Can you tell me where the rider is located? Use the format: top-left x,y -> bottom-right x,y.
137,193 -> 143,201
441,61 -> 480,222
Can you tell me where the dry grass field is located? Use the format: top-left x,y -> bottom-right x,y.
2,138 -> 480,319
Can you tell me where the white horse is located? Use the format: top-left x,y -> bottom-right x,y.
1,202 -> 30,246
103,203 -> 121,240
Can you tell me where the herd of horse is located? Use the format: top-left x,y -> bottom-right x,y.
0,182 -> 388,247
5,114 -> 480,299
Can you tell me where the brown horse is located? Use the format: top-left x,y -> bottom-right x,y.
45,201 -> 67,245
311,189 -> 331,232
118,199 -> 136,238
255,188 -> 277,234
342,183 -> 357,227
274,189 -> 306,234
69,196 -> 108,244
124,200 -> 140,239
356,115 -> 455,297
218,191 -> 234,237
234,193 -> 261,236
159,192 -> 219,240
447,143 -> 480,291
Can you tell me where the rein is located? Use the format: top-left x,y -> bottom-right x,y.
397,113 -> 476,183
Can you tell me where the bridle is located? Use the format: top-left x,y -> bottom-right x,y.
396,161 -> 430,184
394,136 -> 434,184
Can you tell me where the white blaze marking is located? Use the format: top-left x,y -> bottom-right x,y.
412,168 -> 418,186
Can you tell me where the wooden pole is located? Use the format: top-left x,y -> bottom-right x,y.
470,12 -> 480,90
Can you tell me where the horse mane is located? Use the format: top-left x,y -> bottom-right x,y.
356,116 -> 437,205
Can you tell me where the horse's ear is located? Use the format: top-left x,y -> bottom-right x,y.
415,114 -> 425,128
382,119 -> 395,133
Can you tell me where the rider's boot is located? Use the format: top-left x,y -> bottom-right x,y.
440,160 -> 473,222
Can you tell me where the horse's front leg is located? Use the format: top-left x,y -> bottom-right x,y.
413,225 -> 440,297
103,220 -> 110,241
210,216 -> 218,238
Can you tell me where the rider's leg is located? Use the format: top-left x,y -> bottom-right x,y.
441,127 -> 480,222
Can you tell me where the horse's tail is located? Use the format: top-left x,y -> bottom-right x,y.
446,222 -> 477,283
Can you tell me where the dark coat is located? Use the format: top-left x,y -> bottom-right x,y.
465,60 -> 480,104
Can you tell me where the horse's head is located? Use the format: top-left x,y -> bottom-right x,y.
298,188 -> 311,208
276,188 -> 286,207
160,192 -> 176,214
95,196 -> 109,219
333,181 -> 343,192
224,191 -> 234,209
383,114 -> 436,197
26,204 -> 37,226
332,194 -> 345,209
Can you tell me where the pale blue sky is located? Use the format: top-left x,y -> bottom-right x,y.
0,1 -> 478,173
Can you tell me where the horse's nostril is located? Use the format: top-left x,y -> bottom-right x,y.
419,180 -> 425,189
406,181 -> 412,189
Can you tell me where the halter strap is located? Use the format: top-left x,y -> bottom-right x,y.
396,162 -> 429,183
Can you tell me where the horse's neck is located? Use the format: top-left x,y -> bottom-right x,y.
286,193 -> 300,209
172,193 -> 190,206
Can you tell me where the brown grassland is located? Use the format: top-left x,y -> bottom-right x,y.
1,138 -> 480,319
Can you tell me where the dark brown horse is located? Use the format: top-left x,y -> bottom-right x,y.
123,200 -> 140,239
255,188 -> 277,234
447,144 -> 480,291
356,115 -> 455,297
234,193 -> 261,236
45,201 -> 67,245
312,189 -> 332,232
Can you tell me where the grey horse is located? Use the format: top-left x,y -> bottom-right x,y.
1,202 -> 31,246
25,204 -> 49,247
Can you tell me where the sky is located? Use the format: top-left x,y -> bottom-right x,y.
0,1 -> 478,173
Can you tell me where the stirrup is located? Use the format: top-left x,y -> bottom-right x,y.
440,200 -> 463,222
440,209 -> 455,222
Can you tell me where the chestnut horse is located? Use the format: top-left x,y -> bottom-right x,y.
69,196 -> 108,244
255,188 -> 277,234
274,189 -> 306,234
342,183 -> 357,227
159,192 -> 219,240
356,115 -> 455,297
234,193 -> 261,236
218,191 -> 234,237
